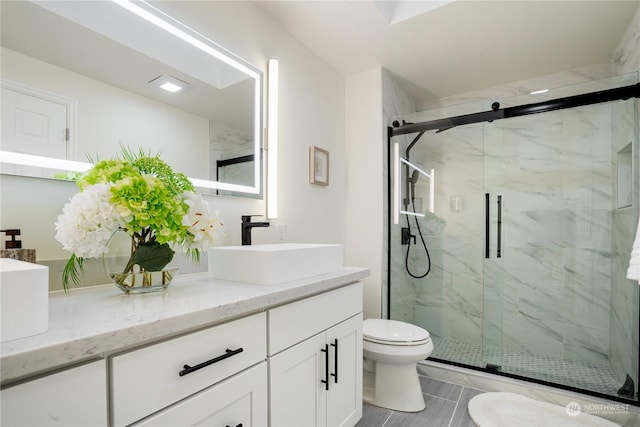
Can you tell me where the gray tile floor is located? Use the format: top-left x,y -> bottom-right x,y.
356,376 -> 481,427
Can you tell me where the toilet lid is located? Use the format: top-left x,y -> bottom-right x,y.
363,319 -> 430,344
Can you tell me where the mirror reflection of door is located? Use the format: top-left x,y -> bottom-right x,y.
1,86 -> 69,159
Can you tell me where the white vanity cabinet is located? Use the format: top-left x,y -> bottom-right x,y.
0,359 -> 107,426
134,362 -> 267,427
111,312 -> 267,426
269,283 -> 363,427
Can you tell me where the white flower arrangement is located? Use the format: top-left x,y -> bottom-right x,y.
55,149 -> 224,291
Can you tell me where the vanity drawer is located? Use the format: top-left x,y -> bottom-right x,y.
268,282 -> 362,355
1,359 -> 107,426
111,312 -> 267,427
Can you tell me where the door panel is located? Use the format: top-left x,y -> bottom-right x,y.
2,87 -> 68,159
269,333 -> 327,427
326,314 -> 362,427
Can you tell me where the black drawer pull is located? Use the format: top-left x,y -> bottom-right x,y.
225,424 -> 242,427
179,347 -> 243,377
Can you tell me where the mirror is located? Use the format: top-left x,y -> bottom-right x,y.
0,0 -> 263,197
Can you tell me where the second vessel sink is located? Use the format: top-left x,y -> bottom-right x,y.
208,243 -> 343,285
0,258 -> 49,342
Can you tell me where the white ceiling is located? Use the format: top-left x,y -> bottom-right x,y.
255,0 -> 640,104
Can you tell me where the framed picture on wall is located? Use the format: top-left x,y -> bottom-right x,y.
309,146 -> 329,186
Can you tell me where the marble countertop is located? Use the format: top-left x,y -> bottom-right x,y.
0,267 -> 369,384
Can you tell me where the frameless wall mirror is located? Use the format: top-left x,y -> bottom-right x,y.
0,0 -> 263,197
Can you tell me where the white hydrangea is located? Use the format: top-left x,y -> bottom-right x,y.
181,192 -> 225,250
54,183 -> 124,258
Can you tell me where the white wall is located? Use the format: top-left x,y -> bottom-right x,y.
345,69 -> 384,319
1,47 -> 210,178
0,1 -> 348,284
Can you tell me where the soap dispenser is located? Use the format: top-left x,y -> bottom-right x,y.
0,229 -> 36,263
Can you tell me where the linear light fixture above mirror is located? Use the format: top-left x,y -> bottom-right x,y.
267,58 -> 279,219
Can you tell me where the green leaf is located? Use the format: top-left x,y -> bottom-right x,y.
131,241 -> 175,272
62,254 -> 84,294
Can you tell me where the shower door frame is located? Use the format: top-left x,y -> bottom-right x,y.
386,82 -> 640,406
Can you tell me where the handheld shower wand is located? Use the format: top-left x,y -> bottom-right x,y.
405,169 -> 431,278
409,170 -> 419,204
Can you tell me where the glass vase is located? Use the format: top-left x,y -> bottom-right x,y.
103,229 -> 181,294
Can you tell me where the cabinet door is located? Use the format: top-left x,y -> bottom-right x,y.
0,360 -> 107,426
270,332 -> 327,427
134,362 -> 267,426
326,314 -> 363,427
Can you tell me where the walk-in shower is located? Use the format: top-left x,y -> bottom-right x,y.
387,73 -> 640,404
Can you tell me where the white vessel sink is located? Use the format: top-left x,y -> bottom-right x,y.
0,258 -> 49,342
209,243 -> 343,285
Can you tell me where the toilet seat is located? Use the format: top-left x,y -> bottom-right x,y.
363,319 -> 430,346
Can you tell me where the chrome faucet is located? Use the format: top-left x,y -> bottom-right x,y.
241,215 -> 270,245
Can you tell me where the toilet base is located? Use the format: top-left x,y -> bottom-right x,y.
364,360 -> 425,412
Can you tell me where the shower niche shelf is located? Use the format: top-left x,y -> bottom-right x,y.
617,142 -> 633,209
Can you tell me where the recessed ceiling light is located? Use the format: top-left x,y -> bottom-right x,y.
148,74 -> 191,93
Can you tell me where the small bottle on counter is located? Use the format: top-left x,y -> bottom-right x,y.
0,229 -> 36,263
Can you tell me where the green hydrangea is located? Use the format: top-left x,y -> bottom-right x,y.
77,159 -> 139,190
110,174 -> 188,245
76,153 -> 193,245
132,156 -> 194,196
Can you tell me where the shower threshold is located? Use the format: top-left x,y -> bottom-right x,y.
429,336 -> 622,398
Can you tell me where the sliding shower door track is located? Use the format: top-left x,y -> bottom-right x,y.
390,83 -> 640,136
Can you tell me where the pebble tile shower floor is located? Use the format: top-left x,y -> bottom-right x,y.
430,336 -> 621,396
356,376 -> 482,427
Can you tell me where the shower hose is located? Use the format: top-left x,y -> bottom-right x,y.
405,204 -> 431,279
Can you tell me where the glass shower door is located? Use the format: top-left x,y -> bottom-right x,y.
480,77 -> 639,399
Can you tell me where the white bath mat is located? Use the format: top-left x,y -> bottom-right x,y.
468,392 -> 620,427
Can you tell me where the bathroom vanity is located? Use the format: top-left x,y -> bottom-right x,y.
0,267 -> 368,426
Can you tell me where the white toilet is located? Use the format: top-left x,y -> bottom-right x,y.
362,318 -> 434,412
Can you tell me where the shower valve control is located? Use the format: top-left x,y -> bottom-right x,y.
401,227 -> 415,245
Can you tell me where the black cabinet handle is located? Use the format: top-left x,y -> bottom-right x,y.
225,424 -> 242,427
321,344 -> 329,391
497,195 -> 502,258
179,348 -> 243,377
485,193 -> 490,258
330,338 -> 338,384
